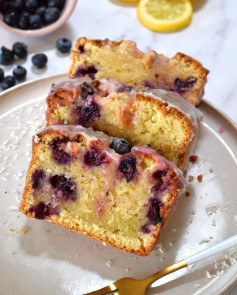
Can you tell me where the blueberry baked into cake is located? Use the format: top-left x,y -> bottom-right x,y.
46,77 -> 202,170
69,37 -> 209,106
20,125 -> 185,255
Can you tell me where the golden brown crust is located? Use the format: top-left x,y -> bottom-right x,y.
20,127 -> 184,256
69,37 -> 209,106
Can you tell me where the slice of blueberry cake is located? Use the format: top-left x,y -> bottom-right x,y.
20,125 -> 185,256
69,38 -> 209,106
46,77 -> 202,170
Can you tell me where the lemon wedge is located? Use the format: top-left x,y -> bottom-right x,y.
137,0 -> 193,32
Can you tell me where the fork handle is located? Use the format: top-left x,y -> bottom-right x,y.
186,234 -> 237,265
145,234 -> 237,287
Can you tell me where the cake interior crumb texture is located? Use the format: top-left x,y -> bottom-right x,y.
46,78 -> 202,170
20,126 -> 185,256
69,37 -> 209,106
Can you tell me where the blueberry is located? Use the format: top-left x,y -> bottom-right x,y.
0,47 -> 15,65
74,65 -> 98,79
25,0 -> 40,10
36,6 -> 46,17
49,175 -> 77,201
11,0 -> 25,11
80,82 -> 94,99
31,169 -> 46,189
44,7 -> 60,24
56,37 -> 72,53
47,0 -> 65,9
147,198 -> 163,225
12,42 -> 28,58
50,137 -> 72,165
29,14 -> 43,29
118,155 -> 136,182
13,65 -> 27,80
29,202 -> 50,219
1,76 -> 16,90
75,99 -> 101,127
0,1 -> 12,14
152,170 -> 166,180
174,77 -> 197,93
32,53 -> 48,68
110,137 -> 131,155
4,11 -> 20,27
19,12 -> 30,29
84,149 -> 107,167
0,68 -> 4,82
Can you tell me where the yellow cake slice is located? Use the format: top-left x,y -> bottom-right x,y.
20,125 -> 185,256
69,37 -> 209,106
46,77 -> 202,170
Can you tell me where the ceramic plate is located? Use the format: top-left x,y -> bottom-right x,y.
0,74 -> 236,295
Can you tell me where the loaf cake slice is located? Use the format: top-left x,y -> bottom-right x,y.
69,37 -> 209,106
20,125 -> 185,256
46,77 -> 202,170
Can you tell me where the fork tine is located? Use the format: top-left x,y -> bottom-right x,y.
83,283 -> 118,295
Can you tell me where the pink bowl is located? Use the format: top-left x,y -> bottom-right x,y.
0,0 -> 77,37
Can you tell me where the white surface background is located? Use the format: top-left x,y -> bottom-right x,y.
0,0 -> 236,294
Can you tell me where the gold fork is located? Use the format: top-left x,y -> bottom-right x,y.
83,234 -> 237,295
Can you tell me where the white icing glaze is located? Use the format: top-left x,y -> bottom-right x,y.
51,77 -> 92,92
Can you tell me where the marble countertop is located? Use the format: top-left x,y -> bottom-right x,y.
0,0 -> 236,294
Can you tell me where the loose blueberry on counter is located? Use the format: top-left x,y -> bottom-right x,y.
118,155 -> 136,182
29,14 -> 43,29
80,82 -> 94,99
0,47 -> 15,65
13,66 -> 27,81
3,11 -> 20,27
110,137 -> 131,155
31,169 -> 46,189
47,0 -> 65,9
56,38 -> 72,53
1,76 -> 16,90
44,7 -> 60,24
32,53 -> 48,68
49,175 -> 77,201
0,68 -> 4,82
12,42 -> 28,59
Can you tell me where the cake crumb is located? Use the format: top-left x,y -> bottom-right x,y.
206,205 -> 218,216
12,251 -> 17,255
45,230 -> 51,233
195,283 -> 201,289
199,239 -> 210,245
219,126 -> 226,134
197,174 -> 203,182
189,155 -> 198,164
106,260 -> 112,268
186,192 -> 190,197
209,168 -> 214,173
16,227 -> 28,234
206,271 -> 212,279
10,228 -> 14,232
188,175 -> 194,182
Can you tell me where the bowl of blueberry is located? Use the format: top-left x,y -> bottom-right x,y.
0,0 -> 77,37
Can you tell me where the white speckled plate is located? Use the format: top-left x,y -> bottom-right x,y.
0,74 -> 236,295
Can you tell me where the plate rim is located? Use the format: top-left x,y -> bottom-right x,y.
0,73 -> 236,295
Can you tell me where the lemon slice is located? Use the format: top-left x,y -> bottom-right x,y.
137,0 -> 193,32
119,0 -> 139,2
